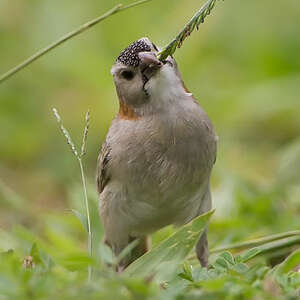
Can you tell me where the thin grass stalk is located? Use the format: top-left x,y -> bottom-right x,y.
210,230 -> 300,254
0,0 -> 153,84
250,236 -> 300,256
81,110 -> 90,157
78,110 -> 92,280
52,108 -> 92,281
78,157 -> 92,281
238,236 -> 300,263
52,108 -> 78,157
158,0 -> 222,61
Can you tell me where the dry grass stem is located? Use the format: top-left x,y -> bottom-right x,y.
52,107 -> 92,281
158,0 -> 223,61
52,108 -> 78,157
81,110 -> 90,157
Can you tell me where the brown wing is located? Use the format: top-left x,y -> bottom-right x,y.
97,141 -> 112,194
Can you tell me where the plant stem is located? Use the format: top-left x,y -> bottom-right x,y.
158,0 -> 220,61
0,0 -> 153,84
248,236 -> 300,257
210,230 -> 300,254
78,157 -> 92,281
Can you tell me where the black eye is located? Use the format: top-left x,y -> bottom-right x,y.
162,60 -> 173,67
121,70 -> 135,80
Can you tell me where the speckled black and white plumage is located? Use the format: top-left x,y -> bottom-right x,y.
117,40 -> 152,67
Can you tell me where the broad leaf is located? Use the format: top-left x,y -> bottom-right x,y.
219,251 -> 235,265
125,209 -> 214,281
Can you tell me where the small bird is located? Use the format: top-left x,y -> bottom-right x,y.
97,37 -> 217,269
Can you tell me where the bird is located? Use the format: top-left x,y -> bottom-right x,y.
97,37 -> 217,269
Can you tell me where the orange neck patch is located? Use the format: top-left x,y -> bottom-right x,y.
118,101 -> 140,120
181,78 -> 191,94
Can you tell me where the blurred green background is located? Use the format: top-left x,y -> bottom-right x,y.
0,0 -> 300,249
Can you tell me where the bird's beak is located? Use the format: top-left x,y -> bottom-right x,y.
138,52 -> 163,83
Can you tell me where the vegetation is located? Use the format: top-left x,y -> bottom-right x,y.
158,0 -> 222,61
1,0 -> 300,299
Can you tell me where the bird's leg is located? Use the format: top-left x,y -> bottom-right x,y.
195,184 -> 212,268
117,235 -> 150,270
196,228 -> 209,267
129,235 -> 150,261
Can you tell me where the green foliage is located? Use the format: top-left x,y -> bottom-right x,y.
176,253 -> 300,300
125,210 -> 214,281
0,0 -> 300,299
1,231 -> 300,300
277,249 -> 300,274
70,209 -> 88,232
52,108 -> 92,280
0,195 -> 299,299
0,0 -> 153,84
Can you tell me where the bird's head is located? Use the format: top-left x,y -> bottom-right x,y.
111,37 -> 187,118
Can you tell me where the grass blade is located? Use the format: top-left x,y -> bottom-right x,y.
276,249 -> 300,274
211,230 -> 300,254
158,0 -> 222,61
236,236 -> 300,263
0,0 -> 153,84
80,110 -> 90,157
125,209 -> 214,280
70,209 -> 88,233
52,108 -> 92,281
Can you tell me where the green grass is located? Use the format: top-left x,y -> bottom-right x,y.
0,211 -> 299,300
1,0 -> 300,299
0,163 -> 300,299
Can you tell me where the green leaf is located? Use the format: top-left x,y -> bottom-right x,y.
116,239 -> 140,265
213,257 -> 229,271
30,243 -> 44,266
211,230 -> 300,254
219,251 -> 235,265
178,262 -> 194,282
70,209 -> 88,232
277,249 -> 300,274
125,209 -> 214,281
57,253 -> 94,271
235,237 -> 300,264
231,263 -> 249,274
99,242 -> 115,265
237,248 -> 261,263
197,277 -> 227,291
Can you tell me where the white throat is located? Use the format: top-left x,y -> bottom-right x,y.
143,65 -> 192,113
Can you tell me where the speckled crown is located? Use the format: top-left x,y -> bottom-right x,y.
117,39 -> 152,67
